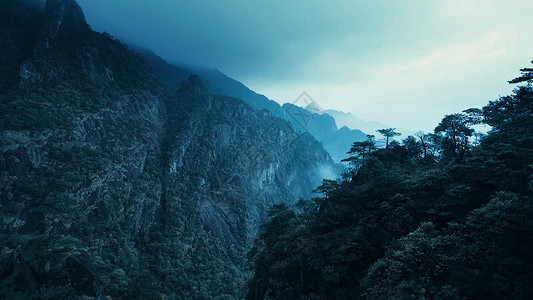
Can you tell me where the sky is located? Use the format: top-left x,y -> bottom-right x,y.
77,0 -> 533,132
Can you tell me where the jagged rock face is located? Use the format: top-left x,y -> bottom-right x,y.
1,1 -> 166,298
19,0 -> 109,92
164,78 -> 334,250
0,0 -> 337,298
37,0 -> 89,52
137,49 -> 367,163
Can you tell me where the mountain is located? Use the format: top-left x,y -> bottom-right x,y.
0,1 -> 337,298
133,47 -> 285,117
325,109 -> 389,135
280,104 -> 367,162
135,49 -> 368,162
326,109 -> 415,143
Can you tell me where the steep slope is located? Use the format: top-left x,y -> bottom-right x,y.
132,47 -> 192,93
0,0 -> 336,298
281,103 -> 367,162
0,0 -> 45,91
136,48 -> 367,162
153,77 -> 336,298
1,0 -> 167,298
134,47 -> 284,115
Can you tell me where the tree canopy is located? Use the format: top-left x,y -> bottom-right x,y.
508,60 -> 533,84
377,128 -> 401,148
246,62 -> 533,300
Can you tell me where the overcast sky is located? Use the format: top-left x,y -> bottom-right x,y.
78,0 -> 533,131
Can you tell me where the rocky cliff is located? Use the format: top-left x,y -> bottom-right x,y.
0,0 -> 337,298
135,48 -> 368,162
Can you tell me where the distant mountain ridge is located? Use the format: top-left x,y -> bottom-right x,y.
133,47 -> 284,116
135,48 -> 369,161
325,109 -> 389,135
326,108 -> 415,142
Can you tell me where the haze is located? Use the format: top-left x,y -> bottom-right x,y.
78,0 -> 533,132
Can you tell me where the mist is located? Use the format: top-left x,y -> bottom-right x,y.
78,0 -> 533,131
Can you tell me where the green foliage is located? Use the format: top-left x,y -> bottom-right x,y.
483,84 -> 533,129
0,234 -> 82,262
376,128 -> 401,148
508,60 -> 533,84
39,285 -> 79,300
312,179 -> 339,200
341,134 -> 376,168
14,145 -> 110,215
361,192 -> 533,299
0,275 -> 32,300
247,73 -> 533,299
434,113 -> 474,159
0,92 -> 72,131
402,135 -> 423,159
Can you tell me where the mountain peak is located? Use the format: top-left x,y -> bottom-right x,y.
187,74 -> 205,87
305,102 -> 324,115
37,0 -> 89,51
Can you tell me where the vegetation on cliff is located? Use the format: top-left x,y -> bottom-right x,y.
0,1 -> 337,299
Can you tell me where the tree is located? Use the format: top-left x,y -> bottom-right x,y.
413,131 -> 443,161
342,134 -> 375,166
485,60 -> 533,130
402,136 -> 422,160
313,179 -> 339,200
463,108 -> 483,125
508,60 -> 533,84
434,113 -> 474,159
483,85 -> 533,129
389,140 -> 401,148
259,203 -> 298,246
415,131 -> 429,160
377,128 -> 401,148
247,62 -> 533,300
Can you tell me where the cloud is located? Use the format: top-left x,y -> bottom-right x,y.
77,0 -> 403,81
381,25 -> 519,81
77,0 -> 533,132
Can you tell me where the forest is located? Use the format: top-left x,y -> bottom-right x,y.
245,66 -> 533,299
1,1 -> 532,299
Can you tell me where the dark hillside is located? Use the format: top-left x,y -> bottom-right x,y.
246,77 -> 533,299
0,0 -> 337,298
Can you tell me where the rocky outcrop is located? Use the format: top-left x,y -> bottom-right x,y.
17,0 -> 117,92
36,0 -> 90,53
0,0 -> 44,90
1,1 -> 166,298
0,0 -> 338,298
137,48 -> 368,162
163,77 -> 336,251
